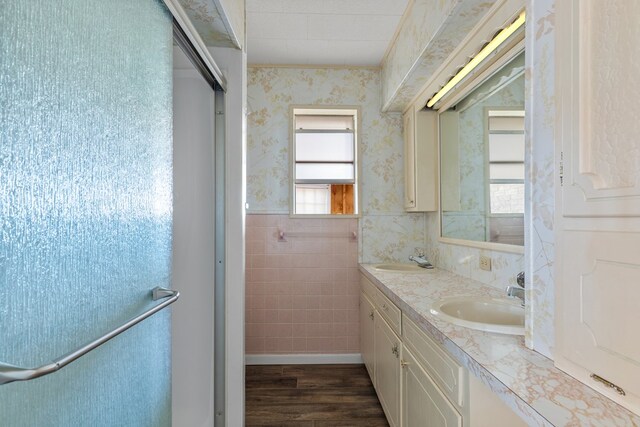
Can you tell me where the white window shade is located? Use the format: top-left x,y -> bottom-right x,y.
295,114 -> 354,130
295,163 -> 354,182
489,133 -> 524,162
488,116 -> 524,131
490,163 -> 524,180
295,132 -> 354,162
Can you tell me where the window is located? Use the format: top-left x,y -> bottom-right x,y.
487,110 -> 524,214
291,108 -> 358,215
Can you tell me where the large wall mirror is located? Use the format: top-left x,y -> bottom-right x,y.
439,51 -> 525,250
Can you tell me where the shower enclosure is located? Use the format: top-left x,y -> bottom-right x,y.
0,1 -> 227,425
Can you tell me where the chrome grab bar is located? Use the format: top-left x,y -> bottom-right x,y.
0,286 -> 179,385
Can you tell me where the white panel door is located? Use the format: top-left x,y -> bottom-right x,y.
559,0 -> 640,218
556,231 -> 640,410
555,0 -> 640,415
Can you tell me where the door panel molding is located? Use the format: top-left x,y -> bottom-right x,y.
559,0 -> 640,218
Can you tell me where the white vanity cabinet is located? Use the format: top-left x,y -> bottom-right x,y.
402,105 -> 438,212
361,276 -> 402,426
361,273 -> 458,427
360,273 -> 528,427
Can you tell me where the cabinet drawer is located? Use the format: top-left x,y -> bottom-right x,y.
361,274 -> 402,336
402,314 -> 465,408
375,290 -> 402,337
360,274 -> 378,301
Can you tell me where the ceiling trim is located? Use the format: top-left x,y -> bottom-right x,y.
381,0 -> 415,66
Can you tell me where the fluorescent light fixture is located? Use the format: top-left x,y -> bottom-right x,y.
426,11 -> 526,108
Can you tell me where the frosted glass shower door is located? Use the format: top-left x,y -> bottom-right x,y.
0,1 -> 174,426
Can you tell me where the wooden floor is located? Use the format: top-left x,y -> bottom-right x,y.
245,364 -> 389,427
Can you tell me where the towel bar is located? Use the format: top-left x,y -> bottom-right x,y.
0,286 -> 179,385
278,229 -> 357,242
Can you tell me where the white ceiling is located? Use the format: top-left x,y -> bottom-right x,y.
246,0 -> 410,66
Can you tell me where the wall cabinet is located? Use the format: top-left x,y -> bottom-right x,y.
403,106 -> 438,212
360,273 -> 527,426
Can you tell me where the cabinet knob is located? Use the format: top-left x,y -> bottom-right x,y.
369,311 -> 374,320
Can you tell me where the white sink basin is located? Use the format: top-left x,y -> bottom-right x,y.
430,296 -> 524,335
374,263 -> 428,272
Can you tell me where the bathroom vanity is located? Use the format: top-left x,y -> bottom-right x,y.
359,265 -> 640,426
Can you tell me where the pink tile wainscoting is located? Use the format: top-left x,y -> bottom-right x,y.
245,214 -> 360,354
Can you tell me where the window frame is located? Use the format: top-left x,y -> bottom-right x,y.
289,105 -> 361,218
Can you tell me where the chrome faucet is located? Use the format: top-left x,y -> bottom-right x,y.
408,251 -> 434,269
506,271 -> 525,306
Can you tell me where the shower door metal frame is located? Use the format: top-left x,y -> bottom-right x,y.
165,0 -> 228,425
163,0 -> 226,92
214,89 -> 226,427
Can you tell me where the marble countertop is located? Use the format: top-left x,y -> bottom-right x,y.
359,264 -> 640,427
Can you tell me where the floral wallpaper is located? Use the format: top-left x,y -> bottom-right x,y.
247,67 -> 426,263
381,0 -> 496,111
524,0 -> 555,359
177,0 -> 243,49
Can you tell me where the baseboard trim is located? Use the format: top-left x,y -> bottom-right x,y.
245,353 -> 363,365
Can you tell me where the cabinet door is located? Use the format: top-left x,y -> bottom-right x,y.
403,109 -> 416,210
555,0 -> 640,413
401,347 -> 462,427
375,315 -> 402,427
360,292 -> 376,382
404,106 -> 438,212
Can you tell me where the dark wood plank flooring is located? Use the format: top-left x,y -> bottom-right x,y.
245,364 -> 389,427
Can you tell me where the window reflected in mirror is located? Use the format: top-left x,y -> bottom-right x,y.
440,51 -> 525,246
